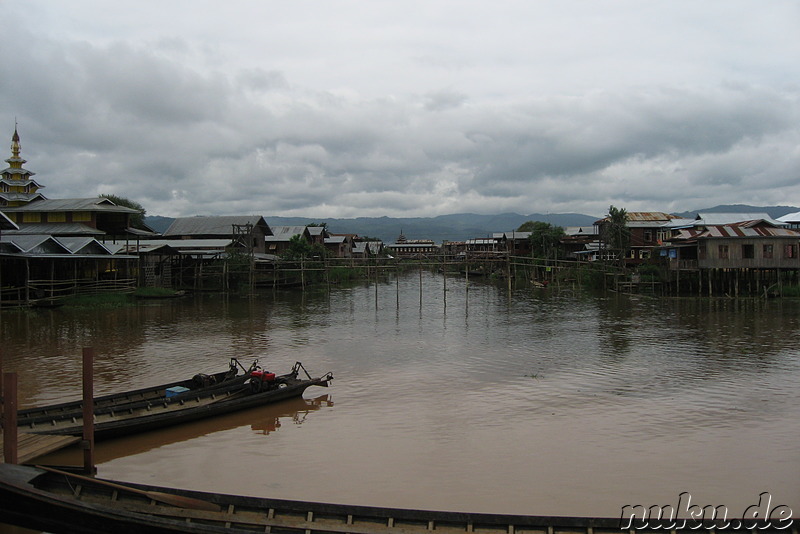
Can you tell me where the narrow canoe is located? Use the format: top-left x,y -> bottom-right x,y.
15,358 -> 256,425
0,464 -> 790,534
10,360 -> 333,441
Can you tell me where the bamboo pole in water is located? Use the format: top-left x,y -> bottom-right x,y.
442,253 -> 447,309
419,263 -> 423,309
2,372 -> 18,464
82,347 -> 95,474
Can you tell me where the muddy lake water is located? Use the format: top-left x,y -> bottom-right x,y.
1,271 -> 798,530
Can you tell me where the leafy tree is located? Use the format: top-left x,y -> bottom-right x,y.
518,221 -> 565,258
604,205 -> 630,262
99,194 -> 146,229
281,234 -> 328,261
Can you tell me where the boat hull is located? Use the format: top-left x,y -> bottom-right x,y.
12,361 -> 332,441
1,464 -> 790,534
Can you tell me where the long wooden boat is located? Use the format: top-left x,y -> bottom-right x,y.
0,464 -> 792,534
14,358 -> 256,423
9,360 -> 333,441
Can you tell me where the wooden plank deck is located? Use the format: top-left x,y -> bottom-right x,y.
1,429 -> 81,464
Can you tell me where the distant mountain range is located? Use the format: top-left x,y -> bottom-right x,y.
670,204 -> 799,220
145,204 -> 799,244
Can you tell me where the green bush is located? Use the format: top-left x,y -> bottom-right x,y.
780,285 -> 800,297
578,264 -> 607,289
133,287 -> 184,298
327,266 -> 365,283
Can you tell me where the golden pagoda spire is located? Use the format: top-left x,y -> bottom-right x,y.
11,123 -> 21,159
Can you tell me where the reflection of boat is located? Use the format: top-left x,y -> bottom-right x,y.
250,394 -> 333,435
14,360 -> 333,441
0,463 -> 645,534
36,395 -> 334,465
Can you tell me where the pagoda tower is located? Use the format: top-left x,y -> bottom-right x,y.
1,125 -> 46,207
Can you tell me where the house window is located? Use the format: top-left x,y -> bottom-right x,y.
718,245 -> 729,259
763,244 -> 773,259
742,244 -> 754,259
643,230 -> 653,242
698,245 -> 706,260
22,212 -> 41,223
47,212 -> 66,223
784,244 -> 797,259
72,211 -> 91,222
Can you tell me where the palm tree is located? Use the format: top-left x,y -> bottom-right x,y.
604,205 -> 629,265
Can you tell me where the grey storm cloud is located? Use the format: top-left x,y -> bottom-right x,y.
2,1 -> 800,218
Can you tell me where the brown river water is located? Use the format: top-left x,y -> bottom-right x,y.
1,271 -> 798,531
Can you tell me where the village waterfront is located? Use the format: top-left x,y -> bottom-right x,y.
1,271 -> 798,526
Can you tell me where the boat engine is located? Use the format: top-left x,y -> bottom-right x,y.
248,369 -> 277,393
192,373 -> 217,388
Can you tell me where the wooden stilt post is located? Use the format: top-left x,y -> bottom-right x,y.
3,372 -> 18,464
418,263 -> 423,309
0,349 -> 3,420
442,252 -> 447,309
82,347 -> 96,474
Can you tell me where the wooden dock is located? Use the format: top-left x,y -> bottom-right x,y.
1,429 -> 81,464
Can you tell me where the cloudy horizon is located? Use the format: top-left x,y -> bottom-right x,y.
2,1 -> 799,220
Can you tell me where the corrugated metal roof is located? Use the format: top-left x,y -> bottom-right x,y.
2,198 -> 140,213
163,216 -> 269,237
5,223 -> 104,236
111,242 -> 179,255
0,235 -> 72,255
494,231 -> 532,240
0,192 -> 46,202
700,225 -> 800,239
594,212 -> 677,225
56,237 -> 113,255
564,226 -> 597,236
0,211 -> 19,230
777,211 -> 800,223
267,226 -> 308,239
695,213 -> 786,226
0,177 -> 44,185
625,212 -> 676,221
663,218 -> 696,228
134,238 -> 233,249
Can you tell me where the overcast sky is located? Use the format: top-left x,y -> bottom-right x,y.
2,1 -> 799,219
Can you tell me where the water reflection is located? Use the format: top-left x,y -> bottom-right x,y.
35,395 -> 333,465
1,272 -> 798,520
